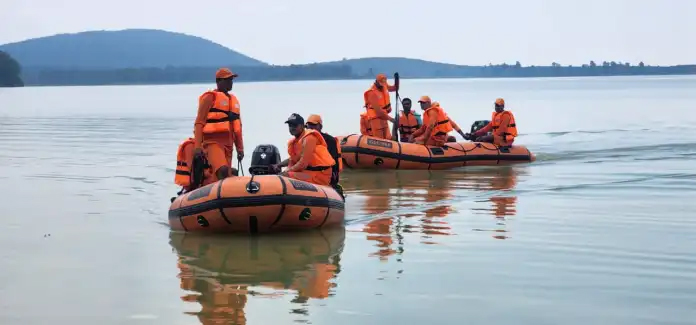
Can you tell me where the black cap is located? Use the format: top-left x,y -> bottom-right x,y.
284,113 -> 304,125
402,97 -> 412,103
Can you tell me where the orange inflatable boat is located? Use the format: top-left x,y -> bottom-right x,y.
337,134 -> 534,170
337,119 -> 534,170
169,144 -> 345,234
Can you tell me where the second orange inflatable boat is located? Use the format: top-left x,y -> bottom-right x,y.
337,134 -> 535,170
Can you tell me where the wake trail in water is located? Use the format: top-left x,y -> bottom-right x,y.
524,128 -> 653,137
522,125 -> 696,164
533,142 -> 696,163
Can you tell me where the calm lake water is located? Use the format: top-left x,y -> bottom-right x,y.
1,76 -> 695,325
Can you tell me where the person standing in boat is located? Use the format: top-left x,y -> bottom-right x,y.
397,98 -> 421,142
364,73 -> 399,140
272,113 -> 336,186
410,96 -> 466,146
192,68 -> 244,184
467,98 -> 518,146
305,114 -> 343,187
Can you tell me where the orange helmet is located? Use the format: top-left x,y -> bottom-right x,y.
417,95 -> 431,103
215,67 -> 237,79
495,98 -> 505,107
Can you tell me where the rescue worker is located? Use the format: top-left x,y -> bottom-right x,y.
409,96 -> 466,146
272,113 -> 336,186
364,73 -> 399,140
397,97 -> 420,142
305,114 -> 345,196
192,68 -> 244,184
468,98 -> 518,146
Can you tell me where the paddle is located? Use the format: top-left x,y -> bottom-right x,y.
392,72 -> 400,142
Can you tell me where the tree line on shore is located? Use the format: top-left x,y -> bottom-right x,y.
2,50 -> 695,87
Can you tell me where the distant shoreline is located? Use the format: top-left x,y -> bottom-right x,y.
14,72 -> 696,88
3,29 -> 695,88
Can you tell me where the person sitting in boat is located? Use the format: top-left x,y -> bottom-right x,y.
397,98 -> 421,142
364,73 -> 399,140
305,114 -> 343,187
467,98 -> 518,147
193,68 -> 244,183
272,113 -> 336,186
409,96 -> 466,146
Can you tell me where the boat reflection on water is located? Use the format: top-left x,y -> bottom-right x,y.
169,227 -> 345,324
467,166 -> 520,240
341,166 -> 523,259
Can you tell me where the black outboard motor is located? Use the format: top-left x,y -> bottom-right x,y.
248,144 -> 283,175
470,120 -> 491,134
460,120 -> 491,141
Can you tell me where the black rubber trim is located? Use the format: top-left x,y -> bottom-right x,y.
339,134 -> 354,169
271,176 -> 288,227
456,143 -> 469,167
355,135 -> 364,165
216,179 -> 232,224
317,187 -> 332,227
341,145 -> 532,163
176,195 -> 187,231
395,141 -> 403,169
169,194 -> 345,219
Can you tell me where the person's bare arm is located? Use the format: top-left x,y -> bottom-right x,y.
449,117 -> 466,138
231,110 -> 243,156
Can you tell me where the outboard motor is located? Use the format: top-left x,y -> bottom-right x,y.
470,120 -> 491,135
248,144 -> 283,175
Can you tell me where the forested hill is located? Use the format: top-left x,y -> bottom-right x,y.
0,51 -> 24,87
0,29 -> 267,69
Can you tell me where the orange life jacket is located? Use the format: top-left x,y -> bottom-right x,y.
398,111 -> 420,136
200,90 -> 241,134
491,110 -> 518,141
174,137 -> 196,187
287,129 -> 336,173
175,137 -> 214,190
423,103 -> 454,136
359,112 -> 371,135
364,85 -> 392,119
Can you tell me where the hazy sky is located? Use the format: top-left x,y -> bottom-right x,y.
1,0 -> 694,66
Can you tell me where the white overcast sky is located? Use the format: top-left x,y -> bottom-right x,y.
1,0 -> 694,66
